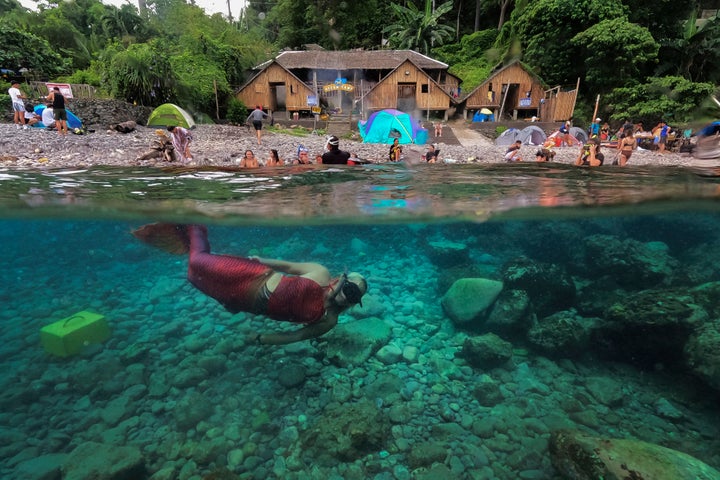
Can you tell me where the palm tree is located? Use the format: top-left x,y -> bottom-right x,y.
384,0 -> 454,55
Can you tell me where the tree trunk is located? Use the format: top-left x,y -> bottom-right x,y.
498,0 -> 511,30
474,0 -> 481,32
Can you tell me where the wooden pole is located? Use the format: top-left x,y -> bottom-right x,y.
498,84 -> 510,121
213,79 -> 219,120
591,94 -> 600,121
569,77 -> 581,119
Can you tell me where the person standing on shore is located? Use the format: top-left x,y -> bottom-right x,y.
246,105 -> 271,145
45,87 -> 68,135
8,81 -> 27,129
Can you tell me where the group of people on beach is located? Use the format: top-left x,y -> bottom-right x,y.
8,81 -> 69,134
501,117 -> 675,167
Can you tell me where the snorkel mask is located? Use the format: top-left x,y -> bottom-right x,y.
330,273 -> 365,307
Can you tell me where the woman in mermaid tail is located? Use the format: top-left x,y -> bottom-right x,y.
133,224 -> 367,345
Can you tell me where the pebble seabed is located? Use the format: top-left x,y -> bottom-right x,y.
1,220 -> 719,480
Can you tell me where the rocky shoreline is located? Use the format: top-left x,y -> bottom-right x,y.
1,122 -> 717,170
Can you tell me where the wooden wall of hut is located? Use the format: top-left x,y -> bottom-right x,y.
236,63 -> 313,112
464,63 -> 544,111
364,61 -> 450,113
548,90 -> 577,122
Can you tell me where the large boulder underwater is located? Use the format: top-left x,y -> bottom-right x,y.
549,430 -> 720,480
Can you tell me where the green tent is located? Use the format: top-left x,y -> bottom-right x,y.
147,103 -> 195,129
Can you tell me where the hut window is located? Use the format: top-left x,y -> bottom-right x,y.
290,84 -> 296,94
421,84 -> 429,93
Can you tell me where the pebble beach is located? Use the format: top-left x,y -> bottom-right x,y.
1,122 -> 717,170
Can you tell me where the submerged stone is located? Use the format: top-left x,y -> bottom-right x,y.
441,277 -> 504,325
549,430 -> 720,480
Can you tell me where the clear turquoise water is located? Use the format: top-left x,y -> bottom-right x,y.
2,164 -> 720,479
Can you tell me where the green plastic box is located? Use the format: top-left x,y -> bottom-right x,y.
40,310 -> 111,357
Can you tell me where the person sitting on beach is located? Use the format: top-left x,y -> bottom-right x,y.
559,119 -> 573,146
434,122 -> 443,138
574,138 -> 604,167
132,224 -> 367,345
617,129 -> 636,166
425,144 -> 439,163
535,147 -> 555,162
136,130 -> 176,162
505,140 -> 523,162
167,125 -> 193,161
600,122 -> 610,141
41,107 -> 55,128
321,136 -> 351,165
239,149 -> 259,168
388,138 -> 402,162
266,149 -> 283,166
23,104 -> 41,127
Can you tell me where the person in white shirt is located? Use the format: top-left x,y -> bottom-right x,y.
42,107 -> 55,128
8,81 -> 27,129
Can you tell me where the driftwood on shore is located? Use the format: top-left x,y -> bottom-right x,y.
110,121 -> 137,133
136,131 -> 176,162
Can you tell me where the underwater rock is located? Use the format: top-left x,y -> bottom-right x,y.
471,374 -> 504,406
502,257 -> 576,317
594,288 -> 707,368
62,441 -> 145,480
324,317 -> 391,367
684,319 -> 720,391
301,400 -> 390,465
458,333 -> 513,368
583,234 -> 678,287
425,240 -> 470,268
173,392 -> 213,430
277,364 -> 306,388
584,376 -> 624,408
376,344 -> 403,364
549,429 -> 720,480
485,288 -> 534,336
527,310 -> 594,358
407,441 -> 448,469
441,278 -> 504,325
15,452 -> 67,480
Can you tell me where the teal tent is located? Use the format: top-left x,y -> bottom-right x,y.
147,103 -> 195,129
358,109 -> 427,144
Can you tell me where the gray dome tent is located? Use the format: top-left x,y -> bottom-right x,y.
570,126 -> 589,144
495,128 -> 521,145
518,125 -> 547,145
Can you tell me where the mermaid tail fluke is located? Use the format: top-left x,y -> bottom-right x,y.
132,223 -> 190,254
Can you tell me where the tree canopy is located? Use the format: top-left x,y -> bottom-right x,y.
0,0 -> 717,125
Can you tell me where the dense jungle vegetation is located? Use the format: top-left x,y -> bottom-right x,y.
1,0 -> 719,127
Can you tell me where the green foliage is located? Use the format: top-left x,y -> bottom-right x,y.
434,29 -> 499,65
571,18 -> 658,93
170,50 -> 230,115
511,0 -> 627,86
0,24 -> 69,75
226,97 -> 248,124
0,94 -> 10,113
449,63 -> 493,93
105,41 -> 176,106
605,76 -> 715,125
384,0 -> 455,55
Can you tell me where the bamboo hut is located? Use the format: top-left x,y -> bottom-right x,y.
462,60 -> 578,122
235,49 -> 459,120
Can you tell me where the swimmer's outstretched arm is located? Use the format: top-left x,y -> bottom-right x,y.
254,311 -> 339,345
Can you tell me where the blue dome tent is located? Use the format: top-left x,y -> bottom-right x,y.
33,104 -> 83,129
358,109 -> 427,144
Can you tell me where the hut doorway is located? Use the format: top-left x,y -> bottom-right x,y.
499,83 -> 520,120
270,82 -> 286,112
397,83 -> 416,112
